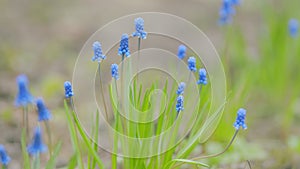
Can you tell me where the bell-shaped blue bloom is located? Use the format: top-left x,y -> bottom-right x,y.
36,98 -> 51,121
64,81 -> 74,98
92,41 -> 106,62
176,95 -> 184,113
15,74 -> 34,107
233,108 -> 247,130
132,17 -> 147,39
0,145 -> 11,166
27,127 -> 47,155
176,82 -> 186,95
177,45 -> 187,60
118,34 -> 130,57
197,68 -> 208,85
219,0 -> 235,25
187,57 -> 197,72
289,19 -> 299,38
111,64 -> 119,80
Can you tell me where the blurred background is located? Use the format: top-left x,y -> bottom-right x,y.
1,0 -> 300,168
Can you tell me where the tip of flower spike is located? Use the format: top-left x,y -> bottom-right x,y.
64,81 -> 74,98
177,45 -> 187,59
176,82 -> 186,95
197,68 -> 208,85
36,98 -> 51,121
187,57 -> 197,72
233,108 -> 247,130
92,41 -> 106,62
111,64 -> 119,80
15,74 -> 34,107
0,145 -> 11,166
27,127 -> 47,155
17,74 -> 28,84
132,17 -> 147,39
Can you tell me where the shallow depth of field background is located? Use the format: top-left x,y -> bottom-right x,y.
1,0 -> 300,168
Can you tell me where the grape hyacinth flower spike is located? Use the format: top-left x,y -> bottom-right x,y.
111,64 -> 119,80
177,45 -> 187,60
15,74 -> 34,107
27,127 -> 47,155
118,34 -> 130,58
219,0 -> 235,25
176,82 -> 186,95
234,108 -> 247,130
187,57 -> 197,72
132,17 -> 147,39
92,41 -> 106,62
176,95 -> 184,113
0,145 -> 11,166
288,19 -> 299,38
36,98 -> 51,122
64,81 -> 74,98
197,68 -> 208,85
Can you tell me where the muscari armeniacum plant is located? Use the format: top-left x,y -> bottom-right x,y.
61,17 -> 248,169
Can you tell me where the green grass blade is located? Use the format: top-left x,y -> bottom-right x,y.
164,159 -> 209,169
91,110 -> 100,169
45,142 -> 62,169
64,100 -> 85,169
71,109 -> 105,168
67,153 -> 78,169
21,129 -> 30,169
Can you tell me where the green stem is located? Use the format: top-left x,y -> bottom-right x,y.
121,54 -> 125,108
44,121 -> 52,156
136,37 -> 141,84
98,63 -> 109,121
32,153 -> 40,169
23,106 -> 29,136
68,98 -> 85,169
169,130 -> 239,169
112,79 -> 120,169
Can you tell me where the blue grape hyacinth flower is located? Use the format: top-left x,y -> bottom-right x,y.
92,41 -> 106,62
177,45 -> 187,59
176,95 -> 184,113
233,108 -> 247,130
132,17 -> 147,39
187,57 -> 197,72
219,0 -> 235,25
15,74 -> 34,107
176,82 -> 186,95
64,81 -> 74,98
111,64 -> 119,80
197,68 -> 208,85
36,98 -> 51,122
27,127 -> 47,155
288,19 -> 299,38
0,145 -> 11,166
118,34 -> 130,57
